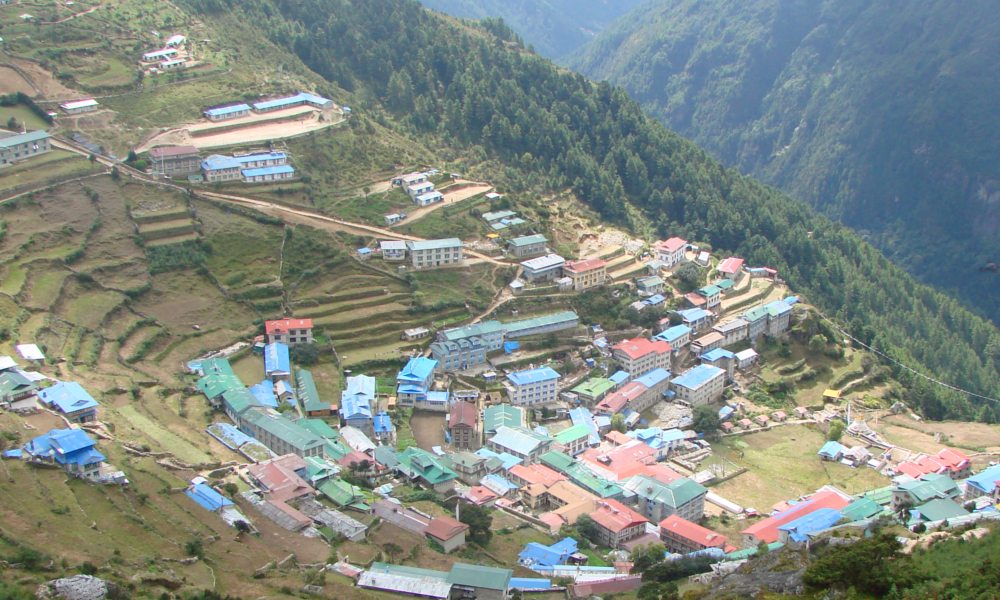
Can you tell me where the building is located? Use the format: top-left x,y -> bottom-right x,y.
655,237 -> 687,269
342,375 -> 376,437
655,325 -> 692,349
637,276 -> 665,295
717,257 -> 745,280
891,473 -> 961,510
406,239 -> 464,269
700,349 -> 735,377
244,412 -> 325,458
483,404 -> 524,437
201,155 -> 242,182
415,190 -> 444,206
0,130 -> 51,168
59,98 -> 99,114
964,464 -> 1000,499
22,429 -> 105,479
895,449 -> 972,481
243,164 -> 295,183
395,447 -> 458,493
659,515 -> 729,555
247,454 -> 314,503
764,300 -> 794,337
396,357 -> 439,408
713,318 -> 749,347
487,426 -> 553,465
252,92 -> 333,113
449,401 -> 480,450
507,234 -> 548,257
296,370 -> 331,417
561,258 -> 607,291
590,499 -> 649,548
691,331 -> 725,355
673,308 -> 715,332
373,412 -> 394,445
446,563 -> 512,600
695,284 -> 722,310
520,254 -> 566,283
160,59 -> 187,70
818,441 -> 845,462
777,508 -> 845,545
907,498 -> 969,526
148,145 -> 201,176
203,103 -> 252,121
265,318 -> 314,345
424,517 -> 469,554
431,321 -> 502,371
443,452 -> 488,485
740,491 -> 850,548
571,378 -> 615,406
504,367 -> 560,407
628,474 -> 707,523
595,371 -> 669,417
735,348 -> 759,369
612,338 -> 672,379
504,311 -> 579,338
263,343 -> 291,381
0,371 -> 38,411
37,382 -> 99,423
379,240 -> 407,261
671,365 -> 726,406
553,424 -> 593,456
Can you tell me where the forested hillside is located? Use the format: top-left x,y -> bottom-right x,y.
565,0 -> 1000,322
180,0 -> 1000,422
418,0 -> 645,59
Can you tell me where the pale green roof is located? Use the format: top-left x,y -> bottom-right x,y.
631,474 -> 707,508
0,130 -> 49,148
371,563 -> 448,581
397,447 -> 457,485
840,497 -> 883,521
197,358 -> 243,399
318,477 -> 369,510
540,450 -> 575,473
571,378 -> 614,398
502,311 -> 578,335
554,424 -> 593,445
508,234 -> 547,247
296,370 -> 330,413
894,473 -> 959,503
0,371 -> 37,397
483,403 -> 524,434
407,238 -> 462,251
441,320 -> 506,342
568,466 -> 624,499
251,413 -> 324,452
297,418 -> 341,439
446,563 -> 512,591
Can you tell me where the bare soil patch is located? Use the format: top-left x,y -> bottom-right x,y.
0,67 -> 36,95
409,410 -> 447,451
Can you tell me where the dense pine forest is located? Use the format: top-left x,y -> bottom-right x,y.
182,0 -> 1000,423
565,0 -> 1000,324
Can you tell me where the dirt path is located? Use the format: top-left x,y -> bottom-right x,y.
138,110 -> 345,151
389,181 -> 492,227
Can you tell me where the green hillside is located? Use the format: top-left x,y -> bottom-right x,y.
564,0 -> 1000,322
419,0 -> 645,59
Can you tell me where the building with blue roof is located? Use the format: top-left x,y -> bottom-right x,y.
700,348 -> 736,377
609,371 -> 630,387
249,380 -> 279,408
520,254 -> 566,283
252,92 -> 333,112
818,441 -> 846,461
645,294 -> 667,306
673,308 -> 715,332
475,448 -> 524,471
373,412 -> 394,445
264,343 -> 291,381
568,407 -> 601,445
778,508 -> 844,545
243,164 -> 295,183
763,300 -> 794,336
487,426 -> 553,465
518,538 -> 579,568
480,472 -> 520,497
342,375 -> 375,437
509,578 -> 552,590
201,154 -> 243,182
655,324 -> 691,349
396,357 -> 441,410
505,367 -> 560,407
719,405 -> 735,421
626,427 -> 685,460
203,103 -> 251,120
23,429 -> 106,479
186,483 -> 234,511
670,365 -> 726,406
965,464 -> 1000,499
37,381 -> 99,423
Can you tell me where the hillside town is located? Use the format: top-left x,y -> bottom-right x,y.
5,213 -> 1000,598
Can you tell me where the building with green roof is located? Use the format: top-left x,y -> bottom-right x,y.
446,563 -> 513,600
571,378 -> 615,405
483,404 -> 524,436
540,449 -> 576,474
221,387 -> 263,426
567,465 -> 624,499
626,474 -> 707,523
503,311 -> 579,339
0,370 -> 38,408
197,358 -> 243,405
726,542 -> 784,561
396,447 -> 458,493
908,498 -> 969,526
891,473 -> 960,510
245,412 -> 325,458
840,497 -> 885,522
553,424 -> 594,455
296,370 -> 331,417
318,477 -> 371,512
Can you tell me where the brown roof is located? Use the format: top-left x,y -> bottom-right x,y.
424,516 -> 469,541
247,455 -> 314,502
449,401 -> 478,429
590,498 -> 648,533
563,257 -> 607,274
148,145 -> 199,158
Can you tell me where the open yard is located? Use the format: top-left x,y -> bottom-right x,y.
0,150 -> 102,192
710,425 -> 891,511
410,410 -> 447,451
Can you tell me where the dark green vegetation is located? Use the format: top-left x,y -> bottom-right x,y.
419,0 -> 645,59
565,0 -> 1000,322
178,0 -> 1000,421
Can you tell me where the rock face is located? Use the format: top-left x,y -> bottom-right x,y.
706,548 -> 807,598
36,575 -> 130,600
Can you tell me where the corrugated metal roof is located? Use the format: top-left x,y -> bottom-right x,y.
406,238 -> 462,251
0,130 -> 51,148
242,165 -> 294,177
204,103 -> 250,116
671,365 -> 725,390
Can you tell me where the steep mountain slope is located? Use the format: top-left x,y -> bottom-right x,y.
565,0 -> 1000,321
172,0 -> 1000,421
419,0 -> 645,59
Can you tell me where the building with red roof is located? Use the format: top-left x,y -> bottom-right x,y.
448,400 -> 480,450
659,515 -> 729,555
590,499 -> 649,548
655,237 -> 688,269
740,491 -> 850,548
264,318 -> 315,345
562,258 -> 608,291
424,516 -> 469,553
247,454 -> 315,503
579,440 -> 657,481
895,448 -> 972,480
717,257 -> 745,280
595,382 -> 646,415
463,485 -> 499,506
616,462 -> 684,485
612,338 -> 672,379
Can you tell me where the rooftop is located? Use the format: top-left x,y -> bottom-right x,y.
406,238 -> 463,251
446,563 -> 512,591
563,257 -> 607,274
252,92 -> 332,111
424,516 -> 469,541
657,237 -> 687,253
204,103 -> 251,117
509,234 -> 548,247
659,514 -> 727,548
571,378 -> 615,398
509,463 -> 567,487
554,424 -> 593,445
263,343 -> 290,375
149,145 -> 199,158
701,349 -> 735,362
625,474 -> 706,508
507,367 -> 560,386
520,253 -> 566,271
449,401 -> 478,429
717,257 -> 745,274
242,164 -> 295,178
490,426 -> 552,455
0,130 -> 50,148
671,365 -> 725,390
483,404 -> 524,433
590,498 -> 647,533
37,381 -> 98,414
612,338 -> 672,361
398,357 -> 438,383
